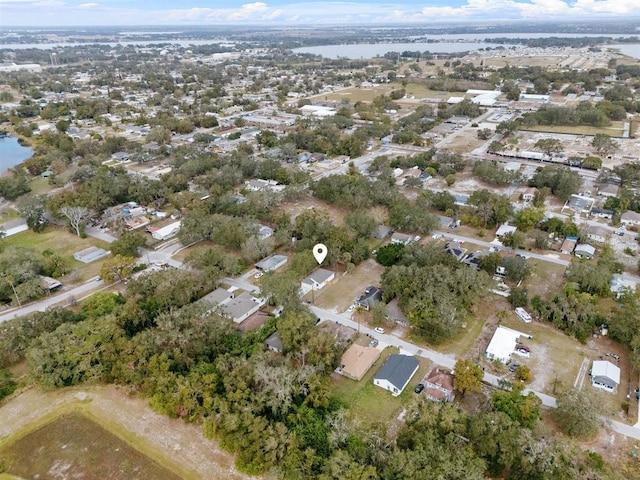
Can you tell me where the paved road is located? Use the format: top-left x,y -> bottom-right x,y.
0,277 -> 106,323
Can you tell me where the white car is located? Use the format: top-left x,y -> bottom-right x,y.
254,272 -> 263,279
347,305 -> 355,313
374,327 -> 385,334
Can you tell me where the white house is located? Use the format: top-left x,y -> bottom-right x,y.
575,244 -> 596,259
373,355 -> 419,397
591,360 -> 620,392
486,325 -> 531,364
151,221 -> 181,241
391,232 -> 413,245
586,225 -> 609,244
300,268 -> 335,295
621,210 -> 640,226
495,223 -> 517,239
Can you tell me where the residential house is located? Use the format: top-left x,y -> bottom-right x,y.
256,224 -> 274,240
586,225 -> 609,243
444,242 -> 467,261
590,208 -> 614,220
256,254 -> 288,272
201,287 -> 234,307
423,368 -> 455,402
560,236 -> 578,254
575,244 -> 596,259
609,274 -> 638,299
390,232 -> 413,245
40,275 -> 62,292
74,246 -> 110,264
591,360 -> 620,392
220,291 -> 266,324
356,286 -> 383,311
337,344 -> 381,381
621,210 -> 640,226
300,268 -> 335,295
495,223 -> 517,238
485,325 -> 531,364
265,331 -> 283,353
372,225 -> 393,239
373,354 -> 420,396
564,194 -> 594,215
597,183 -> 619,198
150,221 -> 181,241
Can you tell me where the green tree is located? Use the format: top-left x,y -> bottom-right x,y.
375,243 -> 404,266
16,195 -> 48,232
491,383 -> 541,428
591,133 -> 618,155
515,365 -> 532,382
99,254 -> 136,283
513,207 -> 544,232
554,388 -> 604,439
453,359 -> 483,395
110,231 -> 146,258
500,231 -> 526,250
508,286 -> 528,307
534,138 -> 563,156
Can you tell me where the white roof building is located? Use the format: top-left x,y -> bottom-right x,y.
151,221 -> 181,241
495,223 -> 517,238
486,325 -> 531,364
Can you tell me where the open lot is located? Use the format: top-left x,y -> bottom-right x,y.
0,412 -> 182,480
521,123 -> 626,138
0,386 -> 255,480
0,225 -> 112,282
308,259 -> 385,312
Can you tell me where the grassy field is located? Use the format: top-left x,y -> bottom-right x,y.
401,83 -> 464,99
1,225 -> 111,282
0,412 -> 183,480
28,176 -> 53,195
309,259 -> 385,312
331,346 -> 432,426
521,123 -> 626,137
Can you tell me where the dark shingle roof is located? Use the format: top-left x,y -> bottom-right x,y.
373,354 -> 419,390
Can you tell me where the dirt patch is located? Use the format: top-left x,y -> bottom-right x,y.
280,197 -> 347,227
0,412 -> 182,480
0,385 -> 257,480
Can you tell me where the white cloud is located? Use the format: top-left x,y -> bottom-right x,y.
78,2 -> 99,8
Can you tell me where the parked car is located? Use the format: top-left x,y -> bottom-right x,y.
374,327 -> 385,334
509,363 -> 521,373
347,305 -> 355,313
254,271 -> 263,279
369,339 -> 378,347
414,383 -> 425,394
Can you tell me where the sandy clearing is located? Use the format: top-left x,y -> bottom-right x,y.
0,385 -> 258,480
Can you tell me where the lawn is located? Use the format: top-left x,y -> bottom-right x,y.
28,176 -> 53,195
521,123 -> 625,137
320,85 -> 399,103
0,412 -> 183,480
309,259 -> 385,312
331,346 -> 432,426
0,207 -> 20,223
1,225 -> 112,282
401,83 -> 464,99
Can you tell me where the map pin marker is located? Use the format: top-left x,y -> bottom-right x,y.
313,243 -> 328,264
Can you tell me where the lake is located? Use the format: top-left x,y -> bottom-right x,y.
606,44 -> 640,60
0,136 -> 33,174
292,42 -> 509,59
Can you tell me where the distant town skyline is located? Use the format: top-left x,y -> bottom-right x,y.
1,0 -> 640,27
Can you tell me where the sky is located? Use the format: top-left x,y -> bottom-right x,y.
1,0 -> 640,27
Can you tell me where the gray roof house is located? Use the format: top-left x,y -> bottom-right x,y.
300,268 -> 335,295
591,360 -> 620,392
256,254 -> 288,272
391,232 -> 413,245
220,291 -> 266,324
372,225 -> 393,239
373,354 -> 420,396
356,286 -> 383,311
586,225 -> 609,243
265,331 -> 283,353
74,246 -> 110,263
